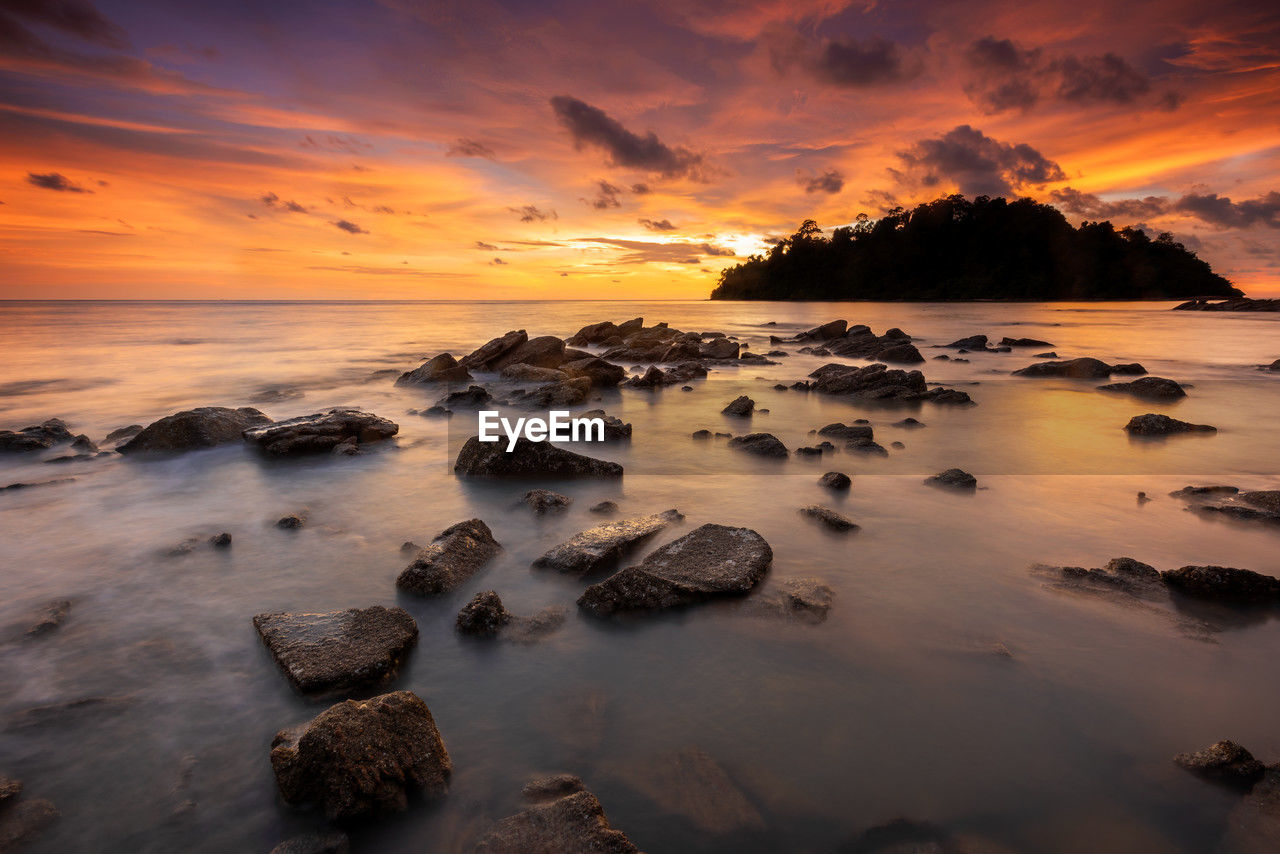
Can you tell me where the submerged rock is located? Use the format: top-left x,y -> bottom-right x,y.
534,510 -> 683,575
1161,565 -> 1280,604
925,469 -> 978,491
521,774 -> 585,802
0,791 -> 58,850
396,353 -> 473,385
818,422 -> 874,441
1012,357 -> 1118,378
270,691 -> 451,820
118,408 -> 271,454
396,519 -> 502,595
1124,414 -> 1216,436
510,378 -> 591,408
727,433 -> 788,457
500,364 -> 569,384
243,408 -> 398,455
1001,337 -> 1053,347
276,512 -> 306,529
747,578 -> 835,624
22,599 -> 71,637
1173,740 -> 1265,788
1097,376 -> 1186,400
819,471 -> 851,490
252,606 -> 418,695
103,424 -> 143,444
1220,769 -> 1280,852
622,746 -> 764,834
721,395 -> 754,417
799,505 -> 859,532
454,437 -> 623,478
523,489 -> 572,513
475,788 -> 639,853
1045,557 -> 1163,593
455,591 -> 511,636
436,385 -> 493,409
578,523 -> 772,616
0,418 -> 74,453
269,831 -> 350,854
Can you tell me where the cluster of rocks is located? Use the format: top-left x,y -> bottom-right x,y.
942,333 -> 1052,353
807,363 -> 974,404
779,319 -> 925,364
0,418 -> 76,452
1038,555 -> 1280,605
454,436 -> 623,478
110,406 -> 399,457
1170,485 -> 1280,527
1012,357 -> 1146,378
454,591 -> 566,643
1174,297 -> 1280,312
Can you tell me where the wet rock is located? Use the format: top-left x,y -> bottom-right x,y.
809,363 -> 972,404
455,591 -> 511,636
488,336 -> 566,372
269,831 -> 351,854
622,746 -> 764,834
580,410 -> 631,440
0,477 -> 77,492
277,512 -> 307,529
504,606 -> 568,644
1001,337 -> 1053,347
1170,485 -> 1240,499
396,519 -> 501,594
1035,351 -> 1057,358
875,342 -> 925,364
1012,357 -> 1116,378
727,433 -> 788,457
534,510 -> 683,575
1242,491 -> 1280,513
118,408 -> 271,454
946,334 -> 989,349
894,417 -> 925,428
454,437 -> 623,478
825,325 -> 924,362
22,599 -> 71,637
845,437 -> 888,456
459,330 -> 529,370
691,429 -> 712,440
721,395 -> 754,416
590,501 -> 618,514
796,319 -> 847,340
209,532 -> 232,548
436,385 -> 494,408
475,788 -> 638,853
69,434 -> 97,453
396,353 -> 473,385
818,422 -> 874,441
1161,565 -> 1280,604
925,469 -> 977,491
1173,740 -> 1265,788
0,793 -> 58,850
799,505 -> 859,532
578,523 -> 772,616
561,357 -> 626,387
819,471 -> 851,490
1112,363 -> 1147,375
1098,376 -> 1187,400
748,578 -> 835,624
510,378 -> 591,408
500,364 -> 569,384
8,696 -> 134,729
104,424 -> 143,444
0,418 -> 74,452
243,408 -> 398,455
521,774 -> 585,802
253,606 -> 418,695
701,337 -> 740,360
1124,414 -> 1216,436
523,489 -> 572,513
567,320 -> 622,345
270,690 -> 451,820
1051,557 -> 1162,592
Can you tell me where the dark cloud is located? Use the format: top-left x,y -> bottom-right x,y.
490,257 -> 507,265
3,0 -> 128,48
300,134 -> 371,154
800,169 -> 844,194
700,243 -> 735,256
1051,187 -> 1280,229
446,138 -> 496,159
812,37 -> 910,87
282,200 -> 307,213
259,192 -> 307,213
892,125 -> 1065,196
475,240 -> 498,250
631,183 -> 651,194
27,171 -> 91,192
550,95 -> 708,180
639,217 -> 678,231
584,179 -> 622,210
333,219 -> 368,234
1049,188 -> 1169,220
509,204 -> 557,223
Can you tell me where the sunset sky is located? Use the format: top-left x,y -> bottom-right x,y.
0,0 -> 1277,299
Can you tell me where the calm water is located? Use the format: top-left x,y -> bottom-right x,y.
2,300 -> 1280,853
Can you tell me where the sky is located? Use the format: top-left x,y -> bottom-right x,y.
0,0 -> 1278,299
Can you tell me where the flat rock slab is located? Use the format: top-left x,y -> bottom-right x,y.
252,606 -> 418,695
243,408 -> 398,455
397,519 -> 501,595
1012,357 -> 1117,378
475,789 -> 639,853
799,505 -> 859,532
578,523 -> 772,616
534,510 -> 683,575
119,407 -> 271,454
270,691 -> 451,820
1098,376 -> 1186,399
454,436 -> 623,478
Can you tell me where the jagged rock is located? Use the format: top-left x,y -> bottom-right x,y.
819,471 -> 851,490
511,378 -> 591,408
566,320 -> 621,345
701,338 -> 740,359
590,501 -> 618,514
490,336 -> 566,371
721,395 -> 754,416
1161,565 -> 1280,604
1124,414 -> 1215,436
436,385 -> 494,408
252,606 -> 418,695
454,437 -> 623,478
795,319 -> 847,340
580,410 -> 631,440
501,364 -> 569,384
727,433 -> 788,457
459,330 -> 529,370
70,434 -> 96,453
1050,557 -> 1162,592
623,366 -> 671,388
925,468 -> 977,491
521,774 -> 585,802
1173,740 -> 1265,788
456,591 -> 511,636
104,424 -> 143,444
578,524 -> 772,616
523,489 -> 572,513
534,510 -> 683,575
270,691 -> 451,820
945,334 -> 989,349
1098,376 -> 1187,399
1001,337 -> 1053,347
396,353 -> 473,385
824,325 -> 924,362
799,505 -> 858,532
243,409 -> 398,455
397,519 -> 501,594
561,357 -> 626,387
1012,357 -> 1117,378
23,599 -> 71,637
0,418 -> 74,453
475,788 -> 638,853
269,831 -> 351,854
118,408 -> 271,454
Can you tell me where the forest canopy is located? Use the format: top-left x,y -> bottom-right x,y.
709,194 -> 1242,301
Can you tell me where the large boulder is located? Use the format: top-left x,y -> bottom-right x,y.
1012,357 -> 1116,378
534,510 -> 683,574
0,418 -> 74,452
396,519 -> 501,595
396,353 -> 473,385
925,468 -> 977,491
1098,376 -> 1186,400
1173,740 -> 1266,788
510,378 -> 591,408
491,335 -> 567,371
500,364 -> 569,384
727,433 -> 788,457
795,319 -> 847,340
454,436 -> 623,478
242,409 -> 398,455
1161,565 -> 1280,604
721,395 -> 754,417
252,606 -> 418,695
561,357 -> 626,387
1124,414 -> 1216,436
270,691 -> 451,820
459,330 -> 529,370
578,523 -> 772,615
118,408 -> 271,454
475,787 -> 639,853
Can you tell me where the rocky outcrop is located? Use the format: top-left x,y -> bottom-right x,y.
454,437 -> 623,478
808,363 -> 973,404
1161,565 -> 1280,604
118,408 -> 271,454
1045,557 -> 1163,593
925,469 -> 977,491
103,424 -> 143,444
821,325 -> 924,363
396,353 -> 473,385
270,691 -> 451,820
1098,376 -> 1186,399
523,489 -> 571,513
534,510 -> 683,574
1174,297 -> 1280,312
1001,337 -> 1053,347
0,418 -> 75,453
795,319 -> 847,340
798,505 -> 858,532
578,524 -> 772,616
727,433 -> 788,457
580,410 -> 631,440
509,378 -> 591,408
475,786 -> 639,853
721,395 -> 754,417
1173,740 -> 1266,788
561,357 -> 626,387
435,385 -> 494,409
1013,358 -> 1145,378
459,330 -> 529,370
242,409 -> 398,455
396,519 -> 502,594
819,471 -> 851,490
252,606 -> 418,695
1124,414 -> 1216,436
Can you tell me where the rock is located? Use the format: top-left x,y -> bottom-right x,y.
617,317 -> 644,335
1220,769 -> 1280,853
845,438 -> 888,456
492,336 -> 568,371
579,410 -> 631,440
590,501 -> 618,514
0,795 -> 58,850
243,409 -> 398,455
1173,740 -> 1265,788
104,424 -> 143,444
622,365 -> 670,388
622,747 -> 764,834
118,408 -> 271,454
681,385 -> 693,391
796,319 -> 847,340
808,363 -> 972,404
1012,357 -> 1116,378
1170,485 -> 1240,499
748,578 -> 835,623
0,418 -> 74,452
396,519 -> 502,594
818,422 -> 874,441
701,338 -> 740,359
455,591 -> 511,636
475,788 -> 638,853
1112,363 -> 1147,375
437,385 -> 494,408
511,378 -> 591,408
269,831 -> 351,854
1034,351 -> 1058,358
1161,565 -> 1280,604
894,417 -> 925,428
1053,557 -> 1162,592
825,325 -> 924,362
534,510 -> 683,574
524,489 -> 572,513
454,437 -> 623,478
1175,297 -> 1280,312
875,342 -> 925,364
578,523 -> 772,616
422,405 -> 452,418
925,468 -> 977,491
521,774 -> 585,802
721,395 -> 754,416
1242,491 -> 1280,513
566,320 -> 621,345
727,432 -> 788,457
0,777 -> 19,805
946,334 -> 989,349
799,505 -> 859,532
270,690 -> 451,820
1098,376 -> 1186,399
277,513 -> 306,529
691,429 -> 712,440
1124,414 -> 1216,436
500,364 -> 569,384
1268,359 -> 1280,371
69,434 -> 97,453
1000,337 -> 1053,347
561,357 -> 626,387
23,599 -> 71,637
396,353 -> 473,385
819,471 -> 851,490
209,532 -> 232,548
252,606 -> 418,695
459,330 -> 529,370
